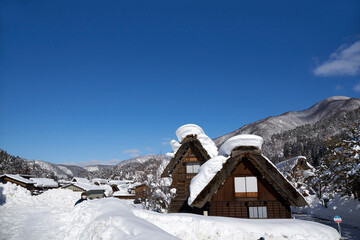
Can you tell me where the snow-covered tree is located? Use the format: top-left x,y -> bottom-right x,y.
315,121 -> 360,200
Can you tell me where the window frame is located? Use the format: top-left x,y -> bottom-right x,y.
249,206 -> 267,219
234,176 -> 258,197
186,162 -> 200,174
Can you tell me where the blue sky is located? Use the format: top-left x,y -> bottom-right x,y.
1,0 -> 360,165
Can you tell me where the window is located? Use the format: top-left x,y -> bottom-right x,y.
186,163 -> 200,173
249,206 -> 267,218
234,176 -> 258,197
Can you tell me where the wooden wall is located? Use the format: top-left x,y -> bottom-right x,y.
0,177 -> 34,193
168,146 -> 207,213
209,157 -> 291,218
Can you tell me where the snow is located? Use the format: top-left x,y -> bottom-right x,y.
30,178 -> 58,188
133,210 -> 340,240
0,174 -> 34,184
188,155 -> 229,205
91,178 -> 108,185
0,182 -> 340,240
71,177 -> 90,184
175,124 -> 218,157
170,140 -> 181,153
295,194 -> 360,228
218,134 -> 264,156
66,182 -> 106,191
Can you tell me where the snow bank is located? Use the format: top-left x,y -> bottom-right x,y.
30,177 -> 58,188
175,124 -> 218,157
133,210 -> 340,240
188,155 -> 229,205
65,198 -> 178,240
295,194 -> 360,228
0,182 -> 341,240
218,134 -> 263,156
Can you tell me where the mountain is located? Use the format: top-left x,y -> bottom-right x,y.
0,149 -> 162,181
2,96 -> 359,179
214,96 -> 360,164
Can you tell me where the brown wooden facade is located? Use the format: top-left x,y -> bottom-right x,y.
0,175 -> 35,193
161,135 -> 210,213
208,158 -> 291,218
190,146 -> 307,219
135,184 -> 149,203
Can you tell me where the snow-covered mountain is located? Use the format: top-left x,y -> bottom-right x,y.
1,96 -> 359,179
0,149 -> 162,180
214,96 -> 360,146
214,96 -> 360,164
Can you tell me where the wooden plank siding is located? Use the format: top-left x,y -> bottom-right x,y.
168,147 -> 207,213
0,176 -> 35,193
209,157 -> 291,218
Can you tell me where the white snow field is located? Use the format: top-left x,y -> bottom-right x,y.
0,182 -> 340,240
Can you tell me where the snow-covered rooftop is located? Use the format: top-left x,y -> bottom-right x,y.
30,178 -> 58,188
173,124 -> 218,158
188,155 -> 229,205
67,183 -> 106,192
71,177 -> 90,184
0,174 -> 35,184
218,134 -> 263,156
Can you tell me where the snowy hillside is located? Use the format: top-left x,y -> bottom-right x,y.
215,96 -> 360,145
214,96 -> 360,163
0,182 -> 340,240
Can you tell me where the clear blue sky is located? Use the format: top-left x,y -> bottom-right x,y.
1,0 -> 359,165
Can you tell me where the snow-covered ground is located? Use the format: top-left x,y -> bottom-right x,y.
293,194 -> 360,239
0,182 -> 341,240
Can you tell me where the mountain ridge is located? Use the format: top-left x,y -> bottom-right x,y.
213,96 -> 360,147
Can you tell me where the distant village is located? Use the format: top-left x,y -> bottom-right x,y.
1,124 -> 317,219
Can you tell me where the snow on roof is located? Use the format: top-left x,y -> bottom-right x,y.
0,174 -> 35,184
170,140 -> 181,153
72,177 -> 90,184
218,134 -> 263,156
188,155 -> 229,205
275,156 -> 310,175
174,124 -> 218,157
112,191 -> 135,197
30,178 -> 58,188
91,178 -> 108,184
67,183 -> 106,192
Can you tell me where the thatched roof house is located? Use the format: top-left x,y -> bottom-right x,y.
161,124 -> 217,213
188,135 -> 307,219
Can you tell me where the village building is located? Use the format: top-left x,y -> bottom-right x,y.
71,177 -> 90,184
161,133 -> 212,213
276,156 -> 315,183
0,174 -> 35,193
30,177 -> 58,194
112,190 -> 136,200
188,135 -> 307,219
62,182 -> 105,200
134,184 -> 149,203
91,178 -> 109,186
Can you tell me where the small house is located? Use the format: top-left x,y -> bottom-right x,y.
0,174 -> 35,193
188,135 -> 307,219
276,156 -> 315,183
161,133 -> 212,213
62,183 -> 105,200
30,177 -> 58,194
71,177 -> 90,184
112,190 -> 136,200
91,178 -> 109,185
135,184 -> 150,203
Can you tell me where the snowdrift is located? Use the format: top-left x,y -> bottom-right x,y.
0,182 -> 341,240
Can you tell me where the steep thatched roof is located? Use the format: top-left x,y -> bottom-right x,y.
190,146 -> 307,208
161,135 -> 211,178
